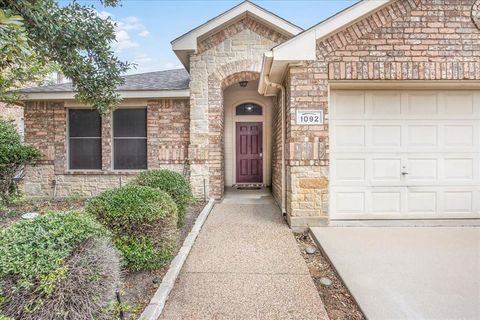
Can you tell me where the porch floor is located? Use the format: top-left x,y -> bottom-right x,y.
160,189 -> 328,319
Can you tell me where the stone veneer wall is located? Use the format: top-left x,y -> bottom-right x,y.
285,0 -> 480,224
188,16 -> 289,199
23,99 -> 189,198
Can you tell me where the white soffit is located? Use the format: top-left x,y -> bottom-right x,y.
21,89 -> 190,101
171,0 -> 303,69
259,0 -> 393,94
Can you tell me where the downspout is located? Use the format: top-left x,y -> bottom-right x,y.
264,75 -> 286,215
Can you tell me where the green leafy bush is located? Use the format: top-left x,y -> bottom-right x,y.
134,170 -> 193,227
85,185 -> 178,271
0,119 -> 41,204
0,212 -> 121,319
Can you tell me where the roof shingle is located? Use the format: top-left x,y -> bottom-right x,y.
20,69 -> 190,93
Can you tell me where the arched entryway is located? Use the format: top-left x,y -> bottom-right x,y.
207,61 -> 273,198
223,85 -> 273,188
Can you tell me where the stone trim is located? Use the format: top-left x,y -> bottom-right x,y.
198,16 -> 289,54
207,61 -> 261,198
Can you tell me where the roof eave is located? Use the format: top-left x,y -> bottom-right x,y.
172,0 -> 303,70
20,89 -> 190,101
258,0 -> 393,93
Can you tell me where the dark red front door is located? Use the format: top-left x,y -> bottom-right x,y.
236,122 -> 263,183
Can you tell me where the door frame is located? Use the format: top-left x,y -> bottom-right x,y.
235,121 -> 263,184
227,100 -> 269,186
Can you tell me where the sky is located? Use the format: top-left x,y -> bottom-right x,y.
64,0 -> 358,74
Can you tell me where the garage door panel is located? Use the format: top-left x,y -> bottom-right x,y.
444,93 -> 474,115
334,191 -> 365,214
407,192 -> 437,214
371,125 -> 402,147
333,91 -> 365,117
335,159 -> 365,182
443,191 -> 473,214
408,125 -> 438,147
407,92 -> 438,115
334,125 -> 365,147
331,89 -> 480,220
369,92 -> 402,115
443,158 -> 474,181
407,158 -> 438,182
371,192 -> 402,214
444,125 -> 474,147
372,158 -> 402,183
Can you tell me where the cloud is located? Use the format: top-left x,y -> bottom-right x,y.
97,10 -> 112,20
117,16 -> 144,31
96,11 -> 149,52
114,30 -> 139,50
138,30 -> 150,38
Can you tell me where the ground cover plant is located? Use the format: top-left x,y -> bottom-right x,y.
0,212 -> 121,320
85,185 -> 178,272
134,170 -> 194,227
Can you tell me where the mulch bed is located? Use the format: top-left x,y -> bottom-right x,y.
0,198 -> 86,229
119,201 -> 206,319
295,232 -> 365,320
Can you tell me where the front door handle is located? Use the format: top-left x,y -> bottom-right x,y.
259,152 -> 263,159
401,171 -> 408,175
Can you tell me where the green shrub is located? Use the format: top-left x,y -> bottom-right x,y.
85,185 -> 178,271
134,169 -> 193,227
0,119 -> 41,204
0,212 -> 121,319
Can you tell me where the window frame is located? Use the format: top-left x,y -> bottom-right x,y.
235,103 -> 263,116
112,107 -> 148,171
67,108 -> 102,171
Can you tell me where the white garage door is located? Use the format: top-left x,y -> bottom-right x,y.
330,90 -> 480,220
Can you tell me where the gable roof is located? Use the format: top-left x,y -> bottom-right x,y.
20,69 -> 190,100
171,0 -> 303,70
258,0 -> 392,95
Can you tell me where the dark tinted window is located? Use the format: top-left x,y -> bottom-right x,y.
113,109 -> 147,170
68,109 -> 101,170
69,109 -> 101,137
113,109 -> 147,137
236,103 -> 262,116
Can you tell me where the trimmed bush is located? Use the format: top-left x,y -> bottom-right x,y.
85,185 -> 178,271
0,119 -> 41,204
0,212 -> 121,320
134,169 -> 193,226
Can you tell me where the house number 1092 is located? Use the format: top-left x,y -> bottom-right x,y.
296,110 -> 324,125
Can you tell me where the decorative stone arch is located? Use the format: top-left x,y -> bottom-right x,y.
207,60 -> 261,198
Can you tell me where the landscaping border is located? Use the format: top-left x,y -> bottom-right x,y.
139,199 -> 216,320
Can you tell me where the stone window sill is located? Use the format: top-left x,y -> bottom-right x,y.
64,170 -> 144,176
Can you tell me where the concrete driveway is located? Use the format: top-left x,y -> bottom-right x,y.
311,227 -> 480,320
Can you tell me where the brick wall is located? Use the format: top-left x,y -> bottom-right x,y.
23,99 -> 190,198
189,16 -> 289,198
286,0 -> 480,222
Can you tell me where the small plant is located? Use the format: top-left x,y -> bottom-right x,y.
85,185 -> 178,271
134,169 -> 194,227
0,120 -> 42,205
0,212 -> 121,319
65,192 -> 82,204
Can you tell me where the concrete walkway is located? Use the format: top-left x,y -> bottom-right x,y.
311,227 -> 480,320
161,189 -> 328,320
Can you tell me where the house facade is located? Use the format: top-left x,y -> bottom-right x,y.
21,0 -> 480,228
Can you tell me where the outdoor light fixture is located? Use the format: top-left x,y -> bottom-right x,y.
239,80 -> 248,87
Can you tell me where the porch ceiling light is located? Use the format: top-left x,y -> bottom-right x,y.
239,80 -> 248,87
